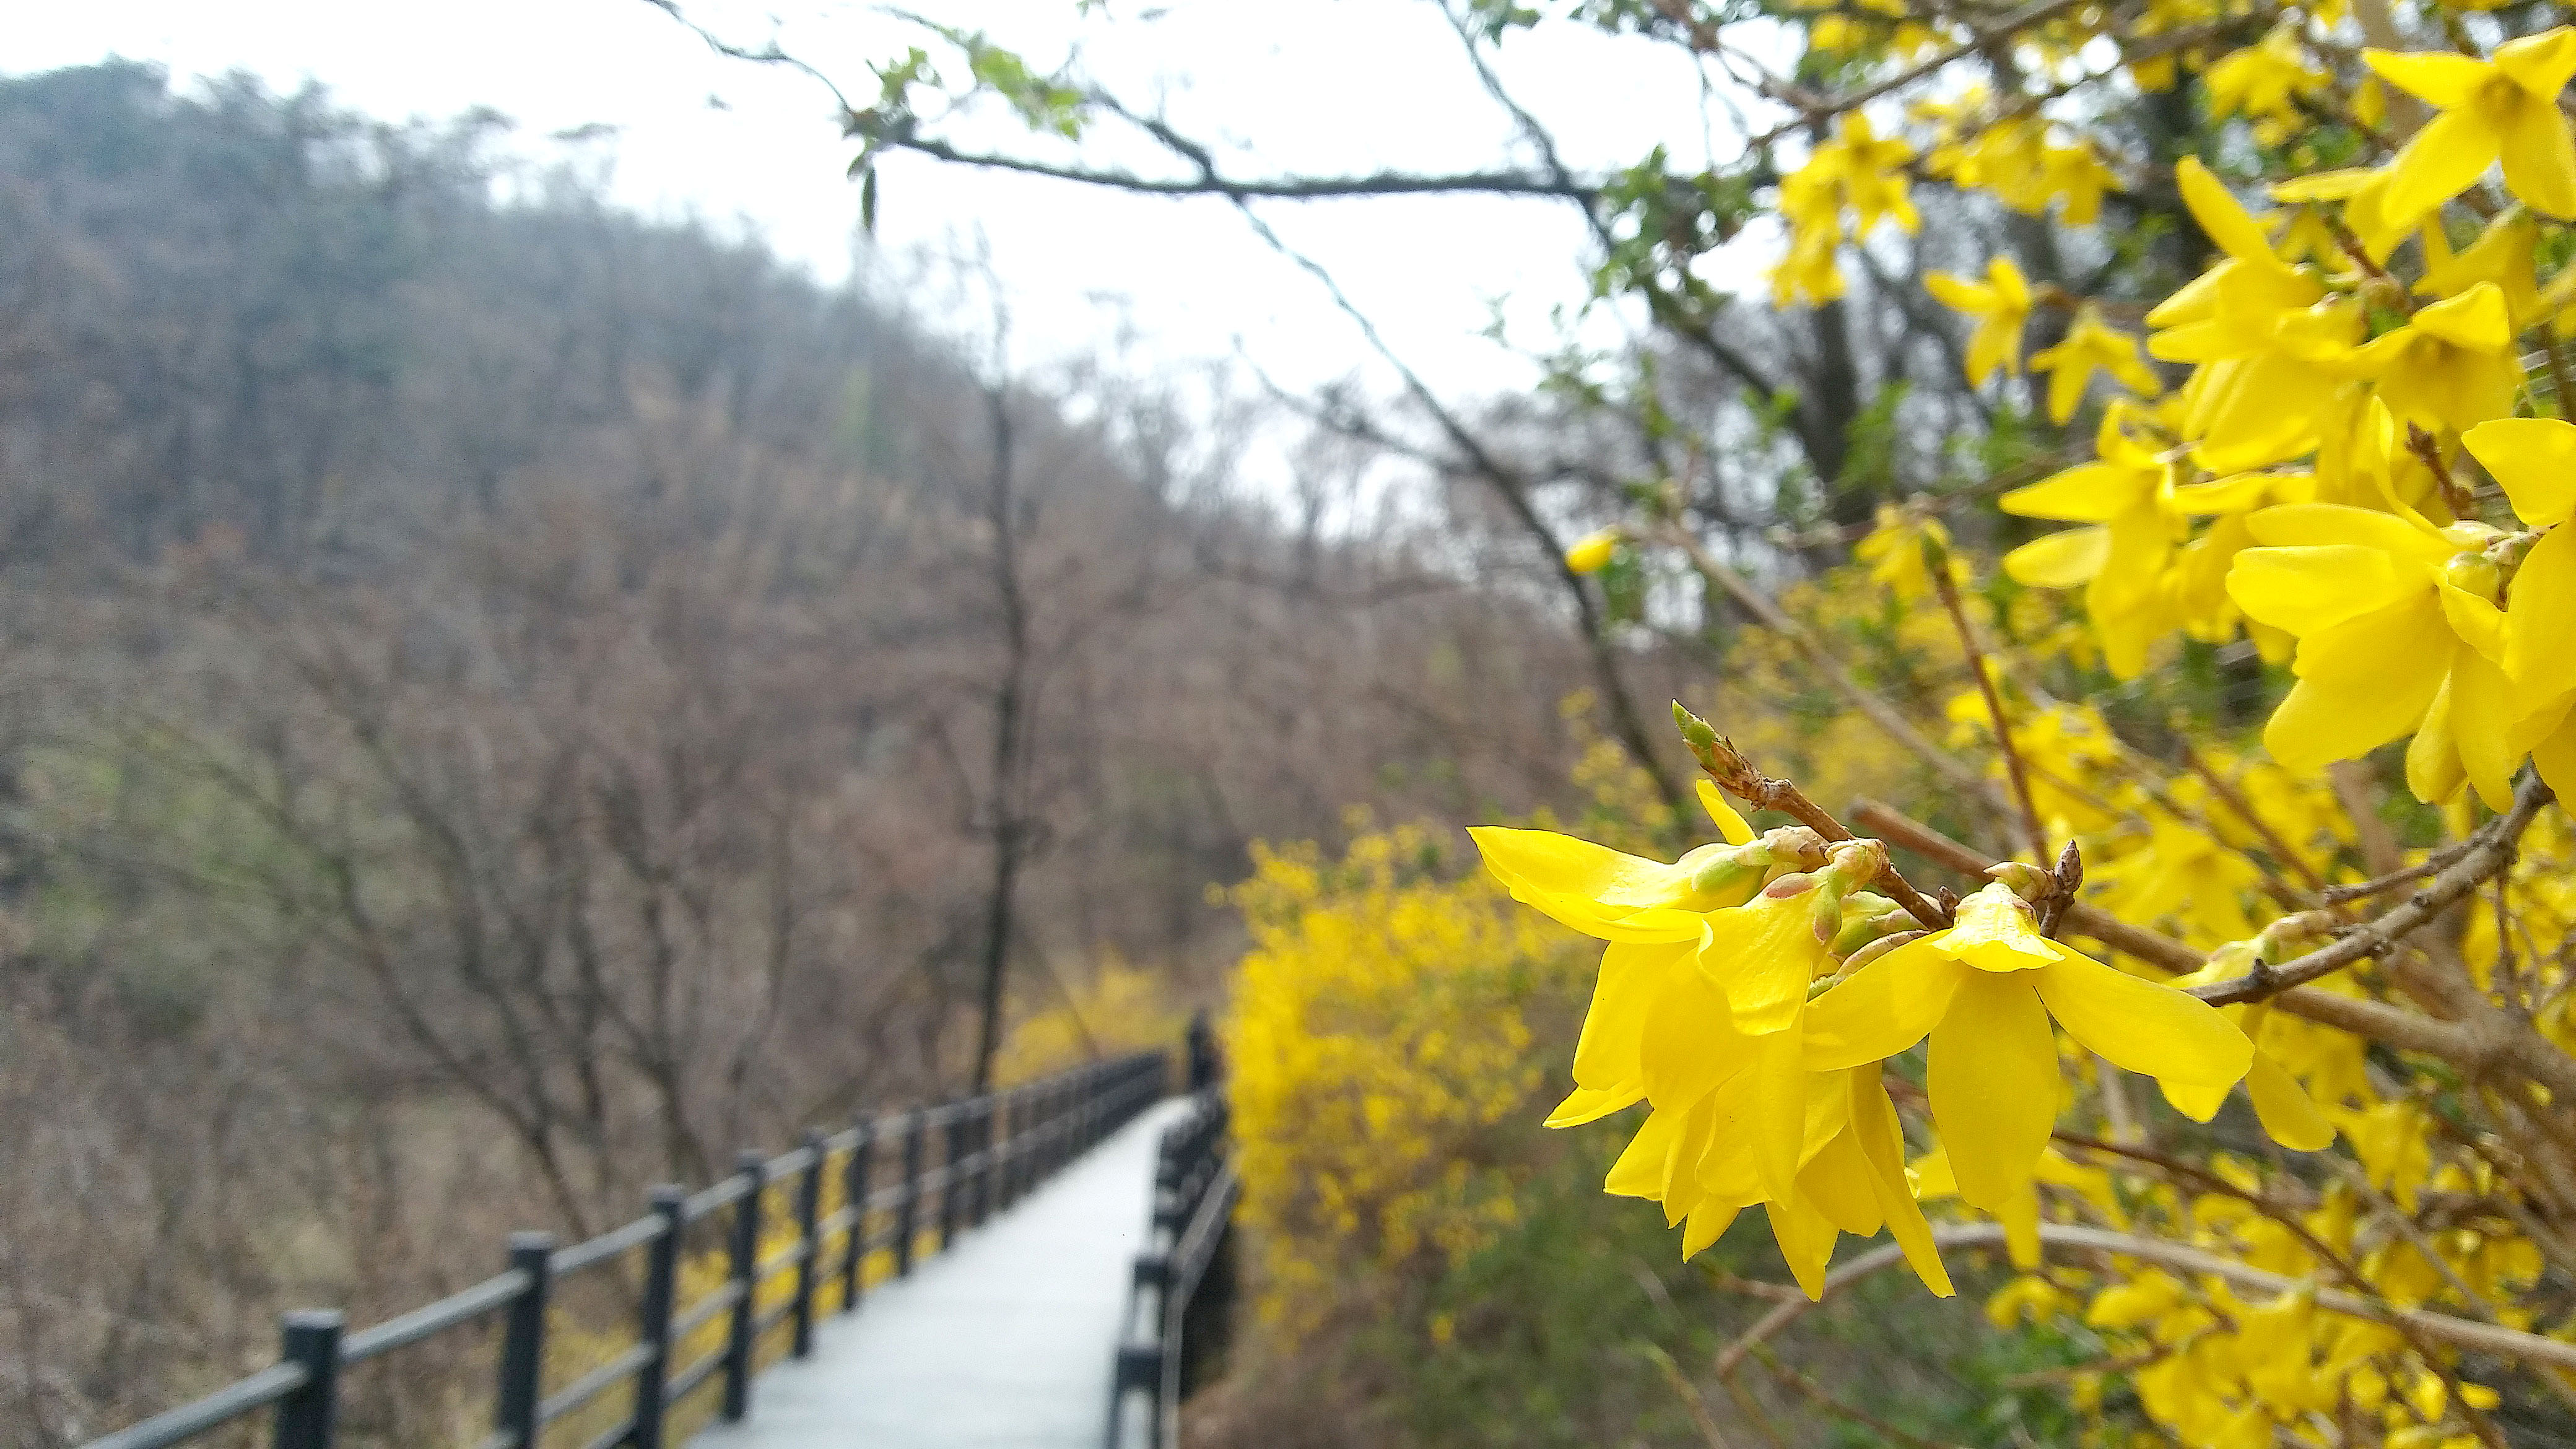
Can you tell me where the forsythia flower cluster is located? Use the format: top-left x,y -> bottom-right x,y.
1473,777 -> 2296,1298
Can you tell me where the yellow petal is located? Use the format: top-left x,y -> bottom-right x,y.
1606,1103 -> 1684,1198
1695,778 -> 1756,845
2507,523 -> 2576,685
2245,502 -> 2450,561
2032,952 -> 2254,1089
1931,882 -> 2063,973
2412,282 -> 2514,352
2247,1051 -> 2337,1150
1749,1028 -> 1810,1206
2002,463 -> 2151,522
2362,49 -> 2494,109
2003,527 -> 2110,588
2449,647 -> 2521,810
2533,708 -> 2576,800
2175,156 -> 2287,271
1999,1183 -> 2043,1269
1641,964 -> 1747,1111
2495,26 -> 2576,98
2407,669 -> 2469,805
1702,891 -> 1827,1034
2464,417 -> 2576,526
1681,1201 -> 1739,1260
1547,1082 -> 1645,1127
1798,1126 -> 1886,1237
2262,596 -> 2452,770
1573,938 -> 1694,1092
2159,1076 -> 2230,1122
1928,973 -> 2060,1214
1470,826 -> 1700,939
1765,1196 -> 1839,1300
2381,107 -> 2504,226
2227,545 -> 2413,634
1806,939 -> 1967,1069
2500,92 -> 2576,218
1850,1069 -> 1955,1295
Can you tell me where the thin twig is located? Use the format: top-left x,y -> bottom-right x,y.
1652,522 -> 2003,816
1749,1346 -> 1971,1449
1716,1222 -> 2576,1378
2178,741 -> 2330,897
2319,841 -> 2478,904
1927,541 -> 2045,862
1640,1342 -> 1739,1449
1677,718 -> 1954,929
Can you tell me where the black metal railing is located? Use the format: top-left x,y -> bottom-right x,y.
1103,1088 -> 1236,1449
80,1051 -> 1172,1449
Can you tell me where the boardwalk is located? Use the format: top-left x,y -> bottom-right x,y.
695,1097 -> 1194,1449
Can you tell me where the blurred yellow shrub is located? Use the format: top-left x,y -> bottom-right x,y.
1223,816 -> 1593,1335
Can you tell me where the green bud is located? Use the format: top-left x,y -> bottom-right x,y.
1986,861 -> 2054,903
1829,905 -> 1914,957
1672,702 -> 1719,753
1686,847 -> 1762,903
2444,550 -> 2503,604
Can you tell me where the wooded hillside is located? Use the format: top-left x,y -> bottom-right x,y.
0,63 -> 1662,1445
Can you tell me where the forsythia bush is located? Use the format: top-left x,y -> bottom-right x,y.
1225,820 -> 1594,1336
1520,9 -> 2576,1442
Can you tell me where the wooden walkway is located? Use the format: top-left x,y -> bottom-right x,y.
693,1098 -> 1191,1449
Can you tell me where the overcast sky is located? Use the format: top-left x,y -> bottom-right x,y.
14,1 -> 1749,404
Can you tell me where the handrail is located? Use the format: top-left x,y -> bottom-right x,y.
1104,1087 -> 1236,1449
77,1050 -> 1175,1449
339,1269 -> 533,1364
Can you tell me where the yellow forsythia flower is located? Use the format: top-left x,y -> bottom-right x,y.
1925,255 -> 2032,386
1805,883 -> 2253,1230
2364,28 -> 2576,224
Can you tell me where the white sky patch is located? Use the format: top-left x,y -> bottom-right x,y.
15,2 -> 1777,411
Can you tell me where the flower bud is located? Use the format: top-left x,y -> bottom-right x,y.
1762,871 -> 1819,900
2443,550 -> 2503,603
1684,846 -> 1762,903
1808,840 -> 1889,942
1671,702 -> 1719,752
1829,904 -> 1915,957
1835,928 -> 1925,975
1565,528 -> 1620,575
1986,861 -> 2055,902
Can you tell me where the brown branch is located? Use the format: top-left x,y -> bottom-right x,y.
2191,773 -> 2553,1006
2321,840 -> 2480,905
874,131 -> 1603,202
1846,798 -> 2485,1060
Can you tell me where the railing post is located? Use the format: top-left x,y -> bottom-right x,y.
842,1122 -> 873,1312
972,1098 -> 996,1226
494,1232 -> 554,1449
721,1150 -> 765,1422
1001,1088 -> 1024,1206
895,1108 -> 925,1276
791,1130 -> 825,1357
632,1186 -> 685,1449
938,1105 -> 966,1250
271,1310 -> 344,1449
